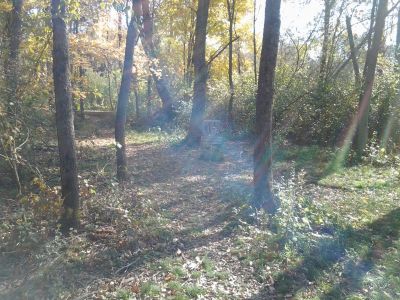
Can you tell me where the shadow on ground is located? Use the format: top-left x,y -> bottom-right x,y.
250,207 -> 400,299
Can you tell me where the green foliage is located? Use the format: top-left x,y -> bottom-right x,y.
140,281 -> 162,297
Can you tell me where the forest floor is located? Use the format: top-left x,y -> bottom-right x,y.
1,120 -> 400,299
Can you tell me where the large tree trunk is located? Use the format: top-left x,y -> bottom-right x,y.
137,0 -> 174,122
186,0 -> 210,146
115,4 -> 138,181
51,0 -> 80,232
227,0 -> 236,125
5,0 -> 24,116
354,0 -> 388,159
253,0 -> 281,213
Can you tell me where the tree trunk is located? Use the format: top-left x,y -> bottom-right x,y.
367,0 -> 378,53
115,5 -> 138,181
79,66 -> 86,119
354,0 -> 388,159
319,0 -> 333,83
186,0 -> 210,146
253,0 -> 281,213
380,7 -> 400,146
3,0 -> 24,195
133,68 -> 140,119
136,0 -> 174,122
237,42 -> 242,75
75,19 -> 85,118
186,22 -> 195,85
345,16 -> 361,86
106,63 -> 114,111
5,0 -> 24,116
227,0 -> 236,125
51,0 -> 80,232
147,74 -> 152,118
253,0 -> 257,85
118,11 -> 122,48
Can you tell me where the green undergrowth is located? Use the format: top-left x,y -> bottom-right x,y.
236,154 -> 400,299
126,129 -> 185,146
0,177 -> 173,299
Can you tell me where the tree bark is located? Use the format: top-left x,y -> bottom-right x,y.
137,0 -> 174,122
186,0 -> 210,146
319,0 -> 333,83
3,0 -> 24,195
133,67 -> 140,119
79,66 -> 86,119
236,42 -> 242,75
5,0 -> 24,116
115,4 -> 138,181
367,0 -> 378,53
146,75 -> 152,118
253,0 -> 281,213
51,0 -> 80,232
253,0 -> 257,85
380,7 -> 400,146
354,0 -> 388,159
345,16 -> 361,86
227,0 -> 236,125
186,18 -> 195,85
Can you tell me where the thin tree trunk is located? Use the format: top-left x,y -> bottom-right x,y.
227,0 -> 236,125
147,74 -> 152,118
106,63 -> 114,111
186,27 -> 195,85
319,0 -> 333,83
354,0 -> 388,159
381,7 -> 400,146
183,39 -> 187,82
51,0 -> 80,232
326,0 -> 344,77
79,66 -> 86,119
253,0 -> 257,85
115,4 -> 138,181
237,42 -> 242,75
367,0 -> 378,53
186,0 -> 210,146
5,0 -> 24,116
4,0 -> 24,195
253,0 -> 281,213
133,68 -> 140,119
118,11 -> 122,48
331,32 -> 370,79
345,16 -> 361,86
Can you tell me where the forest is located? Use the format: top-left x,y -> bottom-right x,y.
1,0 -> 400,299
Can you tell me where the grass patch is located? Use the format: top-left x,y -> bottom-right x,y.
140,281 -> 161,297
184,284 -> 205,298
126,129 -> 185,146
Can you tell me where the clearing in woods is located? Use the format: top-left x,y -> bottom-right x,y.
1,123 -> 400,299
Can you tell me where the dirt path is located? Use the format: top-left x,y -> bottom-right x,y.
0,136 -> 271,300
113,139 -> 267,299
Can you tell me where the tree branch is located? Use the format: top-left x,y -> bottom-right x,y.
207,36 -> 239,66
